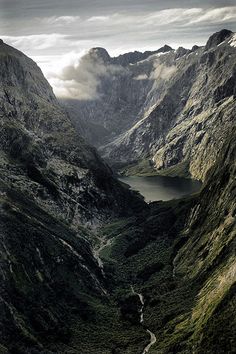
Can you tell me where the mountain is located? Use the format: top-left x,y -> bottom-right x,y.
0,40 -> 143,226
61,45 -> 174,147
101,127 -> 236,353
0,33 -> 235,354
62,29 -> 236,181
0,40 -> 145,353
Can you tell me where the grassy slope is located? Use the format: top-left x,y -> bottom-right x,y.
118,158 -> 191,179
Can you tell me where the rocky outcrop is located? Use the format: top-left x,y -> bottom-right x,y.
111,45 -> 173,66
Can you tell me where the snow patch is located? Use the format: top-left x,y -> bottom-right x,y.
229,34 -> 236,48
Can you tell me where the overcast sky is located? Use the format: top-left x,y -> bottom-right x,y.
1,0 -> 236,95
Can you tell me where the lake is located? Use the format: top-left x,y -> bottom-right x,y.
119,175 -> 202,202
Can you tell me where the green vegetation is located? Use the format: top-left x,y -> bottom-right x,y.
119,158 -> 191,179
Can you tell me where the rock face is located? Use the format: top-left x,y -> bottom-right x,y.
61,45 -> 174,147
62,30 -> 236,181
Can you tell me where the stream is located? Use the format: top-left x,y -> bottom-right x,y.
94,237 -> 157,353
93,235 -> 112,269
131,286 -> 157,353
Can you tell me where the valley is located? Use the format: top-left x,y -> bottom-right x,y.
0,28 -> 235,354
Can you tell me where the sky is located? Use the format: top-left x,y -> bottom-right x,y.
1,0 -> 236,97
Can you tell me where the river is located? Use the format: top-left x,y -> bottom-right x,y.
131,286 -> 157,353
119,175 -> 201,202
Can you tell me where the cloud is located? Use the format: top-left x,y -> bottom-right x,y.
187,7 -> 236,25
4,5 -> 235,97
150,63 -> 177,81
134,74 -> 148,80
1,34 -> 92,57
87,16 -> 110,22
50,49 -> 125,100
1,33 -> 71,51
84,7 -> 236,29
42,16 -> 81,25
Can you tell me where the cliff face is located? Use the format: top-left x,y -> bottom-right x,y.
62,30 -> 236,181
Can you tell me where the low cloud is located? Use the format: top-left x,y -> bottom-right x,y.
50,50 -> 125,100
150,63 -> 177,81
134,74 -> 149,80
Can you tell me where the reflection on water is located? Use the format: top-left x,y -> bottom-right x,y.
119,175 -> 202,202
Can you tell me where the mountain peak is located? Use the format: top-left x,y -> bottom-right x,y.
175,46 -> 189,58
161,44 -> 173,52
0,39 -> 4,45
88,47 -> 111,62
205,29 -> 233,50
191,45 -> 200,52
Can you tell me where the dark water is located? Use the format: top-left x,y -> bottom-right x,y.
119,175 -> 202,202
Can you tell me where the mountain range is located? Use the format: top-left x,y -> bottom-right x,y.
0,30 -> 235,354
62,29 -> 236,181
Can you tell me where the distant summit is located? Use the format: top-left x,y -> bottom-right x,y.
112,44 -> 173,66
87,44 -> 174,67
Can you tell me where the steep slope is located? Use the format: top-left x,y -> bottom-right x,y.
99,128 -> 236,354
0,41 -> 145,353
0,40 -> 143,227
61,45 -> 175,147
0,181 -> 105,352
101,30 -> 236,181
